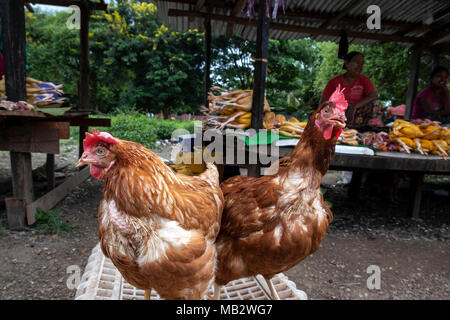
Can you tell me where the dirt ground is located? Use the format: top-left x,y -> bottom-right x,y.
0,143 -> 449,300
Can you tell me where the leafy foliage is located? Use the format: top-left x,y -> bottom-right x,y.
33,208 -> 76,235
26,10 -> 80,103
89,0 -> 205,115
84,112 -> 194,148
24,1 -> 450,118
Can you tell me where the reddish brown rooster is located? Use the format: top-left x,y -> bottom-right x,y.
214,86 -> 348,300
77,130 -> 223,300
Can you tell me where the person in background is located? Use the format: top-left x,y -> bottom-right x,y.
320,51 -> 379,127
412,65 -> 450,124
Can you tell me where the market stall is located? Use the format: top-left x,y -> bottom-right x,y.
155,0 -> 450,219
0,0 -> 109,229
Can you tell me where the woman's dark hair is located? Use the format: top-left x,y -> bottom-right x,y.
430,65 -> 448,79
343,51 -> 363,70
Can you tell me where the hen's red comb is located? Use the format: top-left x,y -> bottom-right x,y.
83,128 -> 118,151
328,84 -> 348,113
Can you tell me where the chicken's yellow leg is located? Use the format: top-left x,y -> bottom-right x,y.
144,289 -> 151,300
264,277 -> 280,300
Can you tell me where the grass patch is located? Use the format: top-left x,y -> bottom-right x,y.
72,112 -> 195,149
32,208 -> 76,235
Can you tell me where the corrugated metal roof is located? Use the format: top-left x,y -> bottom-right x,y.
154,0 -> 450,46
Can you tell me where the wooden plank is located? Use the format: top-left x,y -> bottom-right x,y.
1,0 -> 27,102
277,147 -> 450,174
10,152 -> 34,204
348,169 -> 363,200
5,198 -> 27,230
393,6 -> 450,36
248,0 -> 269,178
79,126 -> 89,158
46,154 -> 55,191
0,110 -> 46,117
168,9 -> 421,43
68,117 -> 111,127
204,17 -> 211,108
163,0 -> 419,29
188,0 -> 206,22
24,0 -> 107,11
426,24 -> 450,45
319,0 -> 362,29
26,166 -> 90,225
226,0 -> 247,37
408,172 -> 424,219
404,45 -> 422,120
25,2 -> 34,13
0,126 -> 59,153
79,0 -> 90,110
31,121 -> 70,139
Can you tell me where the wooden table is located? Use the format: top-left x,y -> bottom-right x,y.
0,110 -> 110,229
218,134 -> 450,219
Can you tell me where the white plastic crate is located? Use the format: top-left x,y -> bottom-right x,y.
75,243 -> 307,300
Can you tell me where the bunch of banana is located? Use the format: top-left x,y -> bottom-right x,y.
278,117 -> 307,138
338,129 -> 359,146
169,150 -> 206,176
389,119 -> 449,158
391,119 -> 424,138
1,77 -> 64,107
205,87 -> 270,130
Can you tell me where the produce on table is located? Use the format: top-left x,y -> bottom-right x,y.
0,100 -> 35,111
277,115 -> 306,138
0,77 -> 65,107
389,119 -> 449,158
204,87 -> 270,130
338,129 -> 359,146
360,131 -> 399,151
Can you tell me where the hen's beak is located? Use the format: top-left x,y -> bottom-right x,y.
76,153 -> 90,168
330,114 -> 347,128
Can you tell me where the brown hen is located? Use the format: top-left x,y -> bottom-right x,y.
77,130 -> 223,300
214,86 -> 348,299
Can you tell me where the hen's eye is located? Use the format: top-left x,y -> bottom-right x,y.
96,148 -> 106,156
324,109 -> 329,113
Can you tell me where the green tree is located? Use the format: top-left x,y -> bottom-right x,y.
211,36 -> 319,118
25,10 -> 80,103
89,0 -> 205,116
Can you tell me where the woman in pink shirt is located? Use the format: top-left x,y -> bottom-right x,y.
320,51 -> 379,127
412,66 -> 449,124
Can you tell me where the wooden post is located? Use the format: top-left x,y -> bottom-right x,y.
408,172 -> 424,219
431,48 -> 440,69
204,17 -> 211,108
10,152 -> 34,204
46,154 -> 55,191
79,126 -> 88,159
79,0 -> 90,110
1,0 -> 32,228
404,45 -> 422,120
8,152 -> 34,228
5,198 -> 27,230
248,0 -> 269,178
0,0 -> 27,101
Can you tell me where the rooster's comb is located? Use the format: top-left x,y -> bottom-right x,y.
328,84 -> 348,113
83,128 -> 118,151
